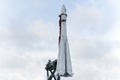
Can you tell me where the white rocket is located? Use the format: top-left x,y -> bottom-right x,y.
56,5 -> 73,77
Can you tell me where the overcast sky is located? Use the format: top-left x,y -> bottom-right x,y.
0,0 -> 120,80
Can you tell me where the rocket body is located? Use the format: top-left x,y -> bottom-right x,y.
56,5 -> 73,77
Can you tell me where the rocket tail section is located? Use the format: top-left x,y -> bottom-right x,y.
56,37 -> 73,77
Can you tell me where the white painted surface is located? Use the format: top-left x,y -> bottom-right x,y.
56,5 -> 73,77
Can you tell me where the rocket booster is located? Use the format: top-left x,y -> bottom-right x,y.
56,5 -> 73,77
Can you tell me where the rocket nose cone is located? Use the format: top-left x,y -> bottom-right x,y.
61,5 -> 66,14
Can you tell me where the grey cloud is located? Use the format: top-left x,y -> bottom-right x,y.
80,41 -> 110,59
72,59 -> 120,80
71,39 -> 111,60
0,56 -> 28,69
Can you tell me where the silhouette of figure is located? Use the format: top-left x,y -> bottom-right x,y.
45,60 -> 60,80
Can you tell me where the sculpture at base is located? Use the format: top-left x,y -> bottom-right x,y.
45,60 -> 60,80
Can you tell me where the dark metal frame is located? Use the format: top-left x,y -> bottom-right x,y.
45,60 -> 60,80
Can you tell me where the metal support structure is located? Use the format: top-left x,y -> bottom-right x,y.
45,60 -> 60,80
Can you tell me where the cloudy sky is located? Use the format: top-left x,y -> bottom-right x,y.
0,0 -> 120,80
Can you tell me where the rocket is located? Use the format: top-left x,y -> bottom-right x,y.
56,5 -> 73,77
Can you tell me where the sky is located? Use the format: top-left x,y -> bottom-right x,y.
0,0 -> 120,80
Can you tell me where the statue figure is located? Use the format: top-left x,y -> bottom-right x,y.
45,59 -> 60,80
